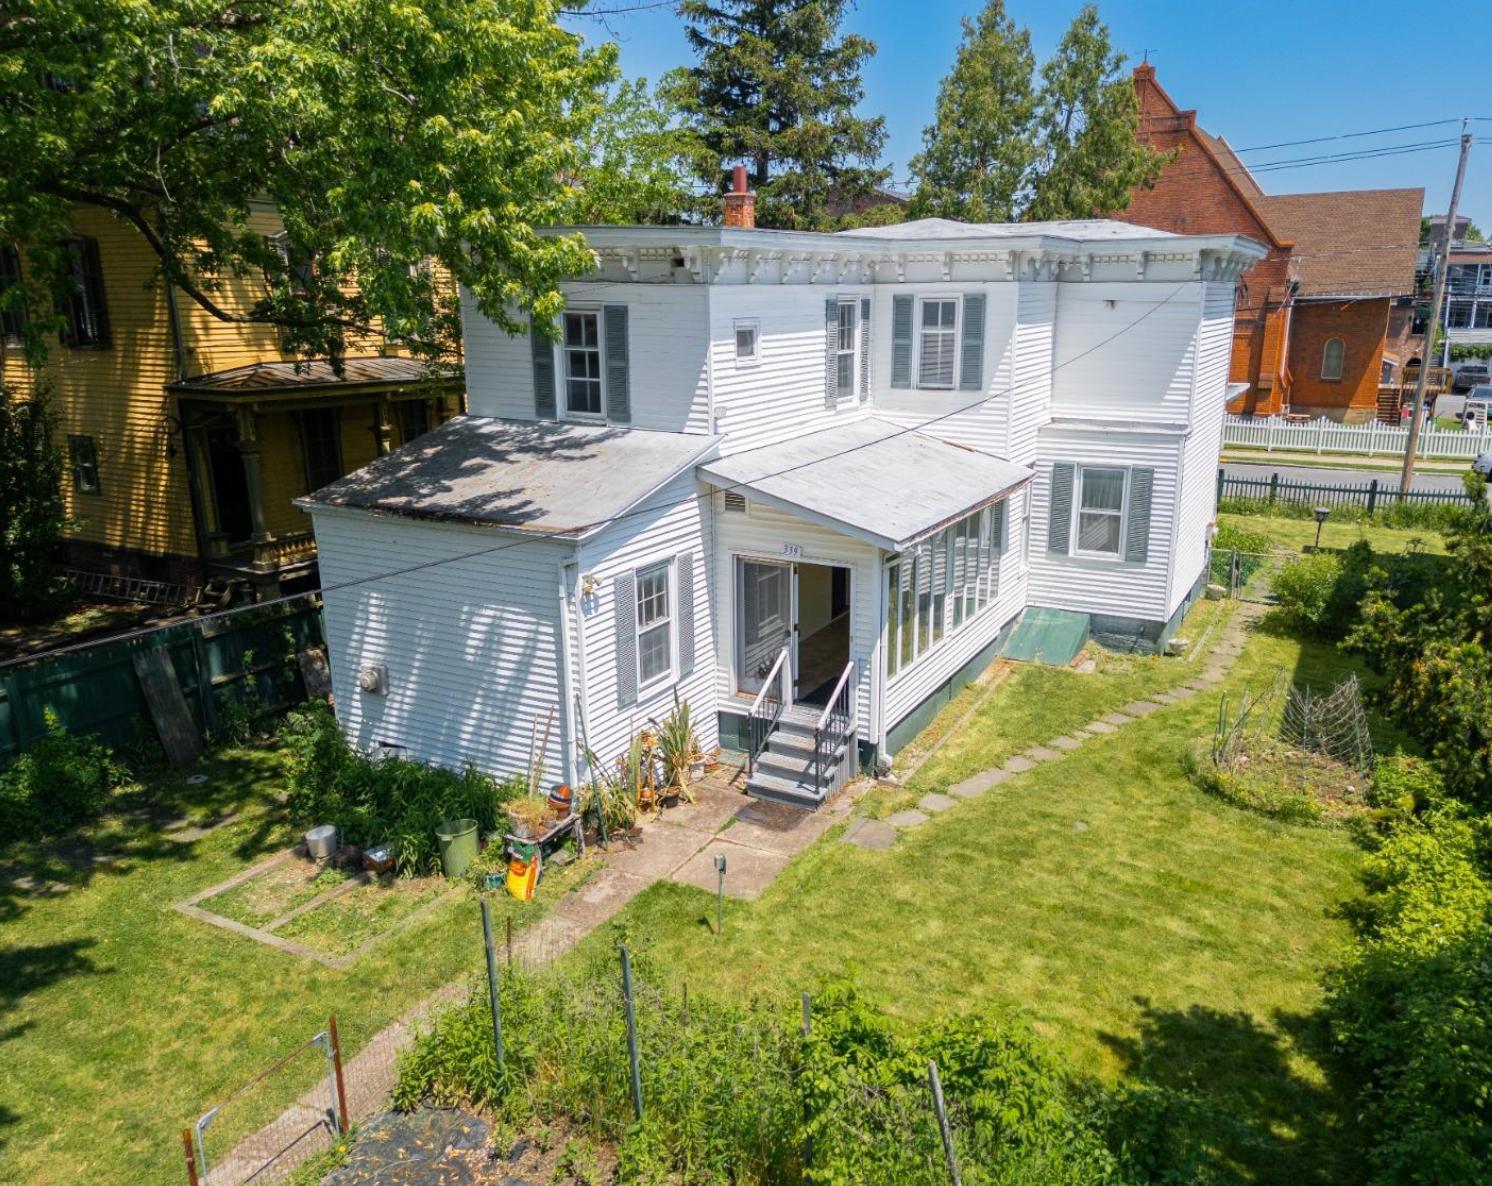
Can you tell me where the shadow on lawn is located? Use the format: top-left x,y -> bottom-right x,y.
1102,998 -> 1360,1185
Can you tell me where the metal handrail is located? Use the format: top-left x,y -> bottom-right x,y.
816,660 -> 856,732
746,645 -> 790,777
812,660 -> 855,794
748,645 -> 789,718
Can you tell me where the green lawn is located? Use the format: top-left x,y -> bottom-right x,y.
1218,510 -> 1449,556
0,745 -> 568,1186
572,607 -> 1370,1184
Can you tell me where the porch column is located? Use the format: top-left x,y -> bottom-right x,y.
373,394 -> 394,456
235,404 -> 271,545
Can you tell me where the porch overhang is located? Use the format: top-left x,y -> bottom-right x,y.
699,418 -> 1032,552
167,356 -> 462,404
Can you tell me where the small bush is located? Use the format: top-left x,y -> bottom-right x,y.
282,701 -> 523,874
0,709 -> 126,844
1271,552 -> 1342,634
1183,738 -> 1330,824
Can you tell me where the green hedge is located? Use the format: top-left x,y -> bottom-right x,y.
0,709 -> 126,845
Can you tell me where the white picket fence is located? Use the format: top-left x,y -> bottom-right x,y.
1223,415 -> 1492,460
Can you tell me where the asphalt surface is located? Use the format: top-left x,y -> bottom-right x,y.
1220,460 -> 1473,494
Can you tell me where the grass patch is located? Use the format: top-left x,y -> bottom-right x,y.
1217,511 -> 1449,557
572,614 -> 1369,1184
0,742 -> 575,1186
199,860 -> 348,929
276,874 -> 447,957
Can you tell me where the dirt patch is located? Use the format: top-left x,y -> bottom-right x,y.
1188,737 -> 1369,824
200,858 -> 348,928
277,875 -> 447,957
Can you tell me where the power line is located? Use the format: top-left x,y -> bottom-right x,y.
1231,118 -> 1463,154
1,280 -> 1202,671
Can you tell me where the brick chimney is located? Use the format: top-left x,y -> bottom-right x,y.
723,164 -> 756,229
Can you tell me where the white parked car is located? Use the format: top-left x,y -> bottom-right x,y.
1474,450 -> 1492,476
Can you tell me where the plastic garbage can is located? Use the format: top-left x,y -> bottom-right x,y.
435,817 -> 479,879
305,824 -> 338,861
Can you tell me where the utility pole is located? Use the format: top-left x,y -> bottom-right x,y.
1402,123 -> 1472,491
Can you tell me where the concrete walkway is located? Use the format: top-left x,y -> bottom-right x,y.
852,602 -> 1261,844
209,768 -> 852,1185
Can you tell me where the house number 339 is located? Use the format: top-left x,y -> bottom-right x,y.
781,543 -> 802,558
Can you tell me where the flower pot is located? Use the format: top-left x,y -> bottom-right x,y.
435,817 -> 479,879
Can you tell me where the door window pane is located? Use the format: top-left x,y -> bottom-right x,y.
737,559 -> 791,695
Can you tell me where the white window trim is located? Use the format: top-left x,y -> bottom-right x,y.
1321,336 -> 1345,381
1071,465 -> 1130,562
915,295 -> 960,391
560,307 -> 606,421
734,318 -> 760,369
835,299 -> 857,397
635,558 -> 675,692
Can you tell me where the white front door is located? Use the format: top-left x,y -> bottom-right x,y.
735,557 -> 795,697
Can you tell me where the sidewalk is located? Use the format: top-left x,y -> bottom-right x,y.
1222,448 -> 1470,474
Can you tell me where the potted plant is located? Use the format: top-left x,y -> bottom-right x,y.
653,702 -> 703,803
506,797 -> 548,840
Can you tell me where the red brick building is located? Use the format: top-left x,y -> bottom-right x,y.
1117,66 -> 1423,422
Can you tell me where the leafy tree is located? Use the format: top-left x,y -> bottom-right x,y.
568,77 -> 695,226
907,1 -> 1037,223
0,0 -> 631,367
909,2 -> 1166,223
0,388 -> 66,622
664,0 -> 889,230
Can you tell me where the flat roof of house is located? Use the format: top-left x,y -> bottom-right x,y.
699,418 -> 1031,552
297,416 -> 719,537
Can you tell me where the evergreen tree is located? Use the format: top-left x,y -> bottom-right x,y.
664,0 -> 889,230
1025,7 -> 1168,221
0,389 -> 65,623
908,2 -> 1037,222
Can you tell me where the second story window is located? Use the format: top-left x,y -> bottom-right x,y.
0,244 -> 24,345
68,434 -> 101,495
1321,337 -> 1346,380
563,310 -> 603,416
836,301 -> 856,393
59,237 -> 109,349
917,298 -> 957,389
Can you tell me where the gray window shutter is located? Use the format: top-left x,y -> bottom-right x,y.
958,293 -> 986,391
824,297 -> 839,408
677,551 -> 695,677
993,500 -> 1007,550
604,304 -> 631,423
859,297 -> 871,400
891,294 -> 913,388
1125,468 -> 1154,564
1048,463 -> 1075,555
530,322 -> 556,418
614,570 -> 637,707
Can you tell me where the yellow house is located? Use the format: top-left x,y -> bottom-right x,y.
0,202 -> 464,597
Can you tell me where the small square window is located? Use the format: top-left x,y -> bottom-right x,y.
734,320 -> 759,367
68,434 -> 100,495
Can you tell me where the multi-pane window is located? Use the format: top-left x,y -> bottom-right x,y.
636,561 -> 672,686
298,409 -> 343,491
885,502 -> 1004,679
68,434 -> 100,495
917,298 -> 957,389
836,301 -> 856,393
59,237 -> 109,348
1321,337 -> 1345,380
734,320 -> 759,366
1075,467 -> 1126,557
0,244 -> 24,345
563,311 -> 603,416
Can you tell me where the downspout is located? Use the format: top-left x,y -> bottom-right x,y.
556,555 -> 580,788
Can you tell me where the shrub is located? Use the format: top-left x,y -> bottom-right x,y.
0,709 -> 126,843
1182,738 -> 1330,824
282,701 -> 523,874
1327,809 -> 1492,1184
1271,552 -> 1342,634
1218,496 -> 1468,533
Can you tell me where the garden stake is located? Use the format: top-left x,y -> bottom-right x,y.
328,1015 -> 349,1135
928,1059 -> 962,1186
505,914 -> 513,967
714,852 -> 727,936
181,1128 -> 199,1186
620,944 -> 643,1121
801,992 -> 811,1035
800,993 -> 813,1170
481,899 -> 506,1073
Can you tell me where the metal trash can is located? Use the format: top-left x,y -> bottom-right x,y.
305,824 -> 338,861
435,817 -> 479,879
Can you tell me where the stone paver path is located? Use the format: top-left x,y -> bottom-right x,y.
918,792 -> 958,814
841,818 -> 898,850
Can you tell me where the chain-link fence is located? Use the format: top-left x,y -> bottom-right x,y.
1210,548 -> 1283,604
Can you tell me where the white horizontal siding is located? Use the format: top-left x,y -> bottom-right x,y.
711,495 -> 881,740
1027,428 -> 1181,622
575,471 -> 719,774
709,285 -> 871,453
461,282 -> 711,433
882,486 -> 1029,738
1008,282 -> 1056,466
1050,281 -> 1202,424
312,508 -> 572,779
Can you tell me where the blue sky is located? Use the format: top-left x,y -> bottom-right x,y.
569,0 -> 1491,231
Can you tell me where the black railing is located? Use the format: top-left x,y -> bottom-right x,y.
1216,468 -> 1479,512
813,661 -> 855,794
747,646 -> 789,777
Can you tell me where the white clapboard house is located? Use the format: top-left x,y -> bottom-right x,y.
300,196 -> 1264,809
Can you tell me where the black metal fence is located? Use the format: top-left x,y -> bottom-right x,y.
1216,468 -> 1478,512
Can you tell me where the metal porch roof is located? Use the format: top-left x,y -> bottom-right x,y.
297,416 -> 720,537
168,356 -> 460,396
699,418 -> 1031,552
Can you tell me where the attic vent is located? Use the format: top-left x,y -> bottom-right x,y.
723,490 -> 747,514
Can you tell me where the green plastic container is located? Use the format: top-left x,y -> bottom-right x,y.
435,817 -> 479,879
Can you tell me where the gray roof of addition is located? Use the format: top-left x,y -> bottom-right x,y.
699,418 -> 1032,551
298,416 -> 719,538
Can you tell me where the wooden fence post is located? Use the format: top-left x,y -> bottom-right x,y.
181,1128 -> 200,1186
328,1015 -> 350,1135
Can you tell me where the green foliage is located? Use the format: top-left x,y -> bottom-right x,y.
281,701 -> 522,874
1327,809 -> 1492,1184
1345,477 -> 1492,808
0,709 -> 126,844
1217,495 -> 1469,532
396,960 -> 1189,1184
1271,539 -> 1442,641
1271,552 -> 1343,634
567,77 -> 695,226
0,389 -> 66,622
909,3 -> 1167,222
664,0 -> 890,230
0,0 -> 628,366
1182,737 -> 1329,825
